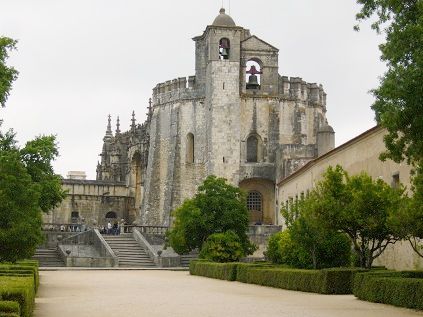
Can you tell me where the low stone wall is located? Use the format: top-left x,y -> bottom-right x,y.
58,230 -> 118,267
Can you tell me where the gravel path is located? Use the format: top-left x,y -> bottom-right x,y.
34,270 -> 423,317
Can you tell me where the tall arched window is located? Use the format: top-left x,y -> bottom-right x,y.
186,133 -> 194,163
247,135 -> 258,162
219,38 -> 230,60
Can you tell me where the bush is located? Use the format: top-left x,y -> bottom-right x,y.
0,264 -> 39,291
353,271 -> 423,310
190,261 -> 364,294
0,276 -> 35,317
189,260 -> 238,281
265,230 -> 350,269
199,231 -> 245,263
0,301 -> 20,315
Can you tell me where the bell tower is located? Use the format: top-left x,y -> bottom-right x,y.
197,8 -> 244,184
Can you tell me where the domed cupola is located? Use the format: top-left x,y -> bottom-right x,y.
212,8 -> 236,27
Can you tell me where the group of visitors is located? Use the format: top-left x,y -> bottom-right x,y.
100,220 -> 125,235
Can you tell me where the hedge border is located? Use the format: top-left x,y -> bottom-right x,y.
353,271 -> 423,310
190,260 -> 366,294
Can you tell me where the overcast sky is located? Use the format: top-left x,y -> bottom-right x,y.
0,0 -> 385,179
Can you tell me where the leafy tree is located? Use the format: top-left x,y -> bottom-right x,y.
167,175 -> 256,257
279,196 -> 351,269
0,130 -> 66,262
355,0 -> 423,166
313,165 -> 405,268
355,1 -> 423,257
0,37 -> 18,108
199,230 -> 244,263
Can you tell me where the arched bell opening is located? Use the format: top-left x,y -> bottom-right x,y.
246,59 -> 262,90
219,38 -> 230,60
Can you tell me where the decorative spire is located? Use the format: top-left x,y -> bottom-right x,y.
147,98 -> 153,121
104,114 -> 113,140
131,110 -> 136,130
116,116 -> 121,134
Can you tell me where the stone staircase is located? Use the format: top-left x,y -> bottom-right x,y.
103,234 -> 156,267
32,248 -> 65,267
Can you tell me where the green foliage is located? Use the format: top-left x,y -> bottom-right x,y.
311,165 -> 405,268
167,175 -> 256,256
0,301 -> 20,315
190,261 -> 365,294
0,37 -> 18,108
0,131 -> 66,263
355,1 -> 423,257
355,0 -> 423,166
265,230 -> 311,268
278,190 -> 352,269
199,231 -> 245,263
0,276 -> 35,317
354,271 -> 423,310
189,260 -> 239,281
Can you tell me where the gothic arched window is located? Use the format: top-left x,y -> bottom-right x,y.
247,135 -> 258,162
186,133 -> 194,163
219,38 -> 230,60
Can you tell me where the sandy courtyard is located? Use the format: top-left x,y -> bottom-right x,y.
34,270 -> 423,317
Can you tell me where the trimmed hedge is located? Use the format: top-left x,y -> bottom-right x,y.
190,260 -> 365,294
354,271 -> 423,310
0,301 -> 20,315
0,261 -> 40,291
189,261 -> 238,281
0,276 -> 35,317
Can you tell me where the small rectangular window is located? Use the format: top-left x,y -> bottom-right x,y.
392,172 -> 400,189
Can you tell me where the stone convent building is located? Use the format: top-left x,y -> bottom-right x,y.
100,8 -> 334,226
49,8 -> 335,228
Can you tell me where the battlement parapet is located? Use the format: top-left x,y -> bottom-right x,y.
279,76 -> 326,106
152,75 -> 205,106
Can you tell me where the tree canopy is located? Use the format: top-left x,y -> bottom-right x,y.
311,165 -> 405,268
0,37 -> 18,108
355,0 -> 423,166
167,175 -> 256,257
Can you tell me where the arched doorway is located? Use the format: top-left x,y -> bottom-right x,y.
239,178 -> 275,225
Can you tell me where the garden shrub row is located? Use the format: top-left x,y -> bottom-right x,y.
0,262 -> 39,317
353,271 -> 423,310
190,260 -> 365,294
0,301 -> 20,316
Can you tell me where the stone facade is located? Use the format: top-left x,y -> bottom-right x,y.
139,9 -> 333,226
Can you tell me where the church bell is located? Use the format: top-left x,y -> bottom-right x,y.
246,74 -> 260,89
220,48 -> 229,59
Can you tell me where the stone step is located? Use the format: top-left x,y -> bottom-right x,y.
103,236 -> 156,268
32,248 -> 65,267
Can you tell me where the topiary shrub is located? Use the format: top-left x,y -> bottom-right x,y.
199,231 -> 245,263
